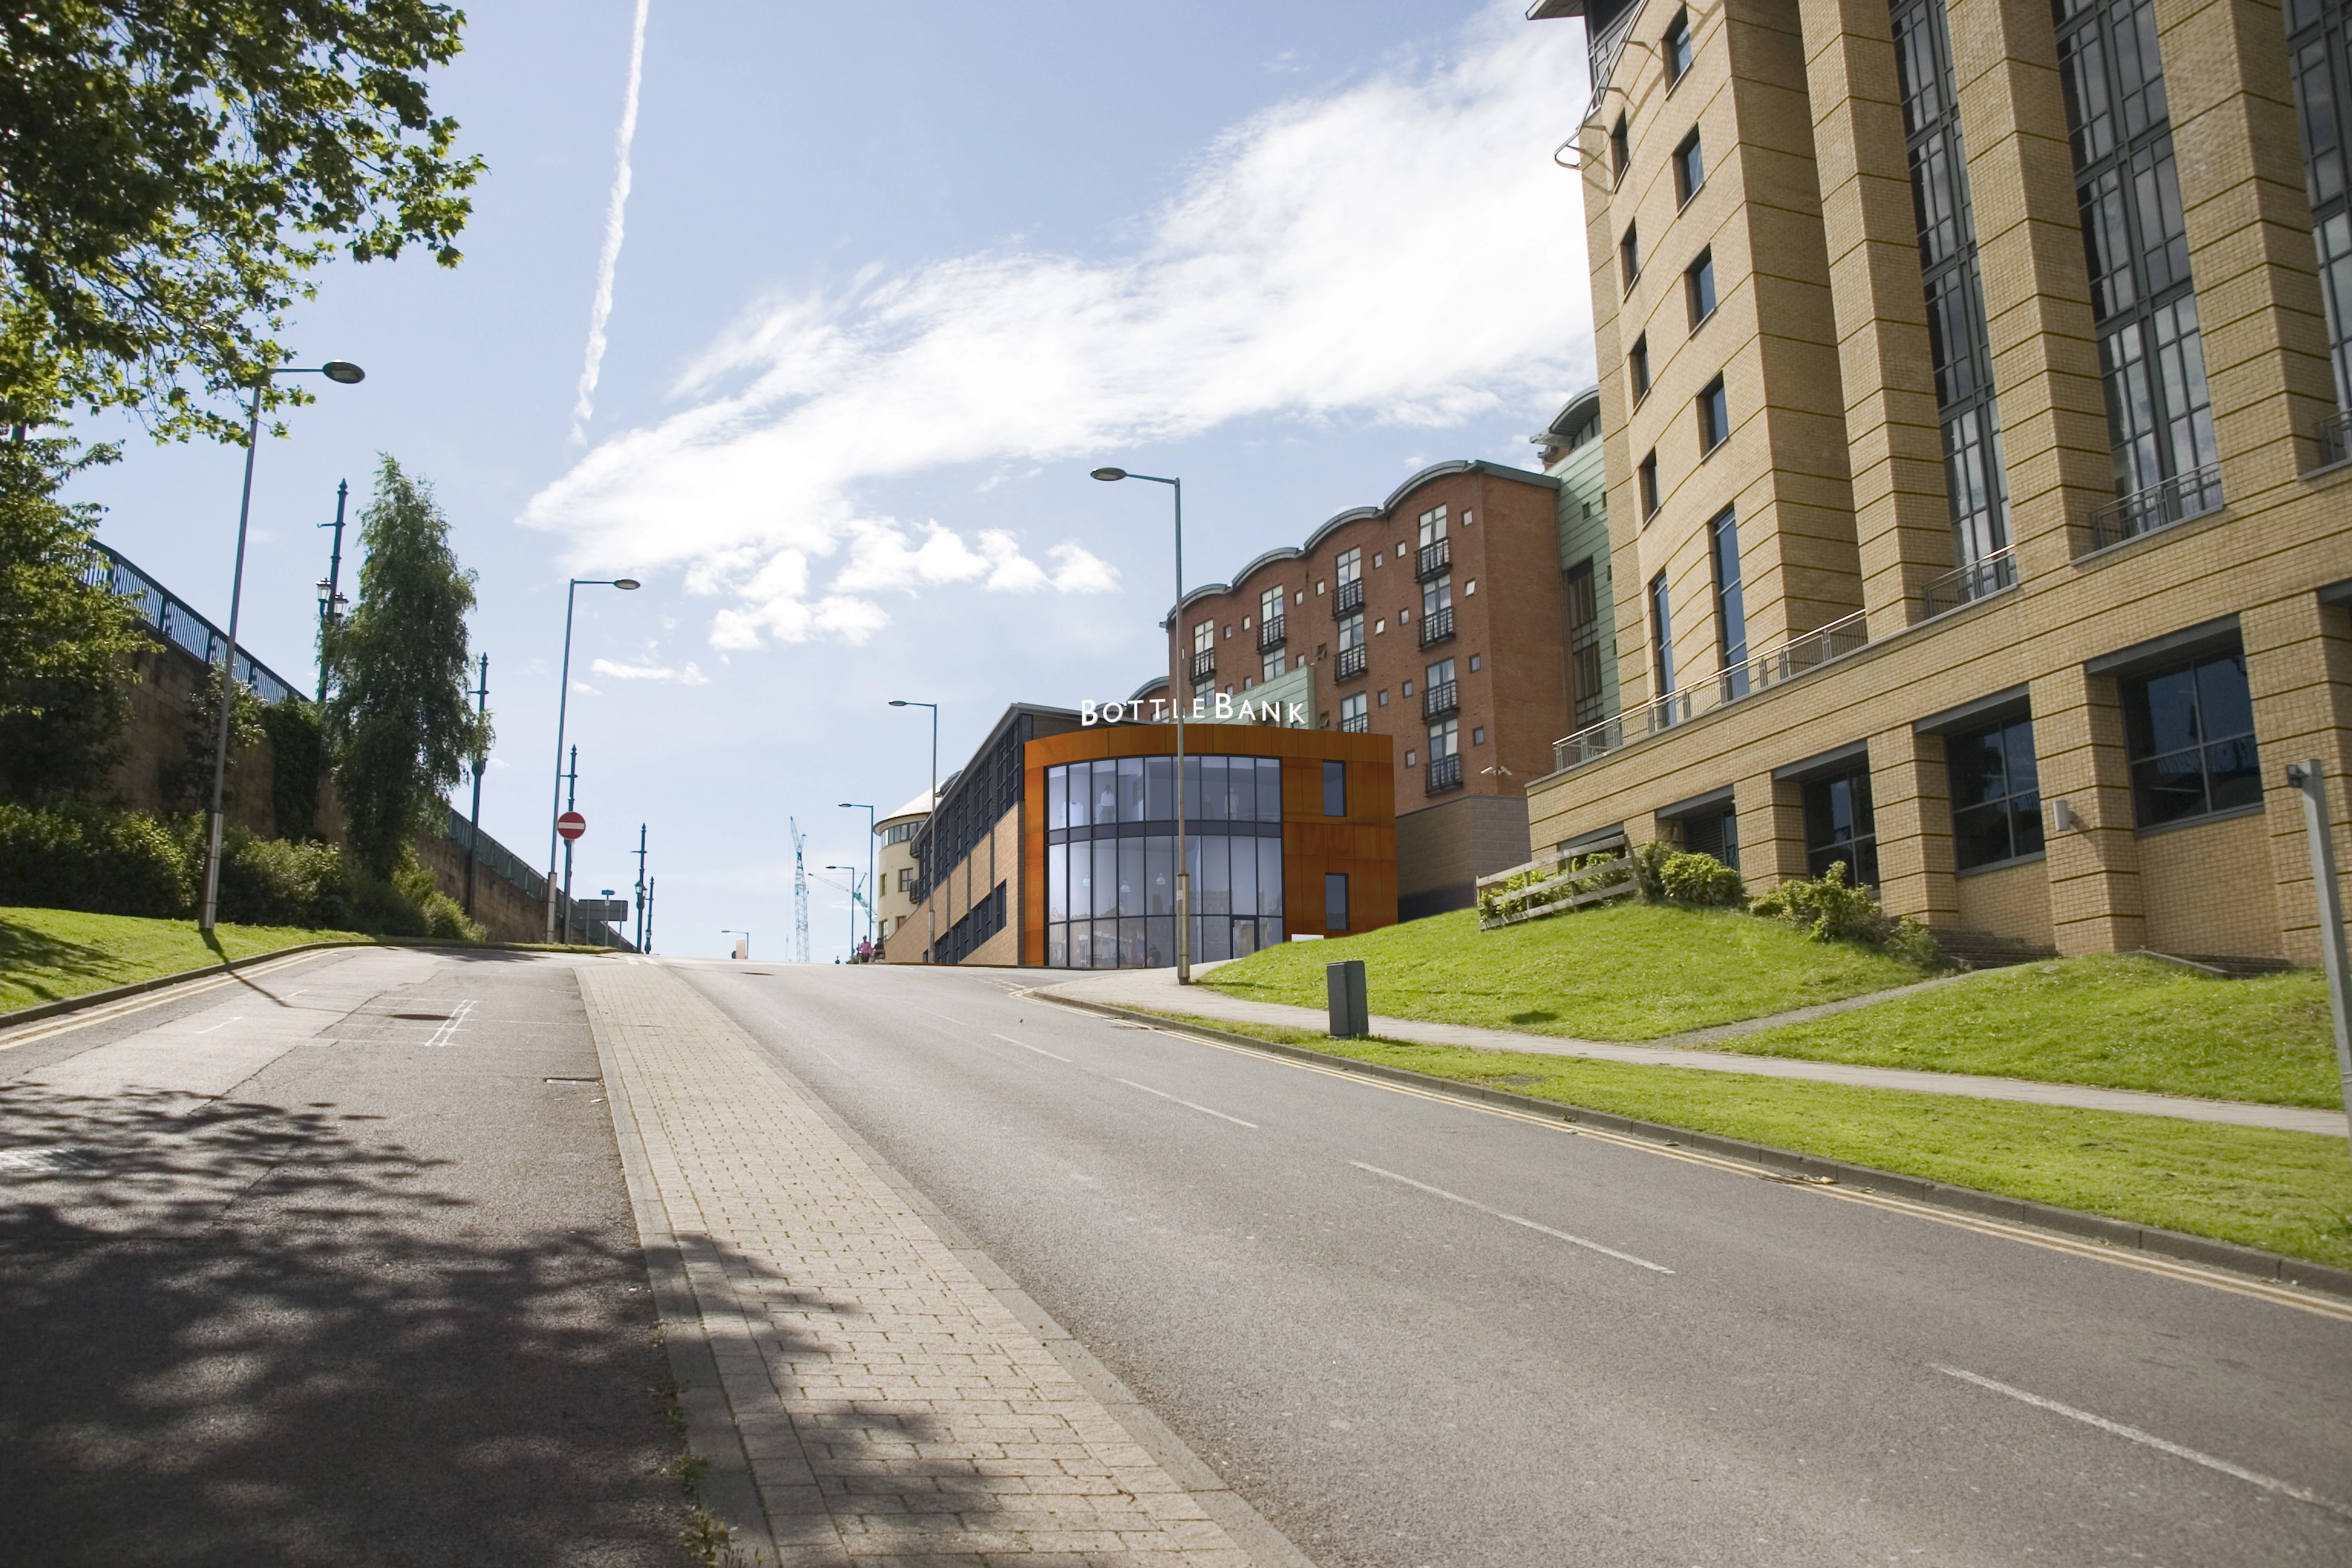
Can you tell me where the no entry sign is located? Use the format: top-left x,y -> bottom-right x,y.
556,811 -> 586,841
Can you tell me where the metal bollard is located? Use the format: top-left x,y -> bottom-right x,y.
1326,959 -> 1368,1039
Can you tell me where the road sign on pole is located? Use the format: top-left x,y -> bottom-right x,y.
557,811 -> 586,841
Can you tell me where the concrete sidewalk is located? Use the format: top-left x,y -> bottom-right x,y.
1034,967 -> 2350,1140
580,960 -> 1263,1567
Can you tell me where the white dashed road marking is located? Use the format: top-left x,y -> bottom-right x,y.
1351,1160 -> 1674,1274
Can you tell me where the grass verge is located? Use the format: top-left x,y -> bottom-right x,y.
1150,1011 -> 2352,1269
0,905 -> 374,1012
1707,955 -> 2342,1108
1203,905 -> 1932,1040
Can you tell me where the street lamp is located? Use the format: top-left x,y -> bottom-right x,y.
199,360 -> 366,935
546,575 -> 641,941
826,865 -> 866,960
721,928 -> 750,960
889,699 -> 939,962
1091,466 -> 1192,983
839,802 -> 877,948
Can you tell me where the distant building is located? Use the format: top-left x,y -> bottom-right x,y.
871,785 -> 938,954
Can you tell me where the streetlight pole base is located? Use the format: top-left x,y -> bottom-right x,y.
198,810 -> 226,934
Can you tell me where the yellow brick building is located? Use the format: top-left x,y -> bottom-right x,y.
1523,0 -> 2352,964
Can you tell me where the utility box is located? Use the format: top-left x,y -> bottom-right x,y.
1326,959 -> 1368,1039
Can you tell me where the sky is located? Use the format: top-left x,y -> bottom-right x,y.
67,1 -> 1597,961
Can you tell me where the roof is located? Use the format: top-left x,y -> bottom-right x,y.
876,787 -> 937,828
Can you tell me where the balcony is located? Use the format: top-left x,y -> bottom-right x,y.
1416,537 -> 1450,579
1418,605 -> 1455,647
2318,409 -> 2351,471
1341,713 -> 1369,733
1256,614 -> 1286,652
1552,609 -> 1870,773
1189,648 -> 1215,682
1919,546 -> 2018,619
1336,645 -> 1368,681
1426,752 -> 1463,793
1334,578 -> 1364,615
2085,462 -> 2224,551
1422,680 -> 1458,720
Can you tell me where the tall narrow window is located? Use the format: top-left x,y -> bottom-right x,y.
1687,248 -> 1717,327
1804,769 -> 1880,886
1325,872 -> 1351,931
1697,375 -> 1730,452
1894,0 -> 2012,577
2288,0 -> 2352,410
1949,716 -> 2046,869
1611,113 -> 1633,183
1339,693 -> 1368,732
1649,570 -> 1676,698
1566,560 -> 1606,725
1664,9 -> 1694,83
2121,650 -> 2261,826
2058,0 -> 2219,518
1638,451 -> 1660,518
1621,223 -> 1642,291
1709,508 -> 1748,699
1323,760 -> 1348,816
1674,128 -> 1706,204
1629,334 -> 1651,402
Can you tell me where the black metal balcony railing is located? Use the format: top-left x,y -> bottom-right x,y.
1340,713 -> 1369,733
1257,614 -> 1285,652
1422,680 -> 1458,720
1418,605 -> 1455,647
78,540 -> 302,704
1416,537 -> 1450,579
2085,462 -> 2224,550
1919,545 -> 2019,619
1426,752 -> 1463,793
1334,578 -> 1364,615
1189,648 -> 1215,682
1336,645 -> 1368,681
2317,409 -> 2351,470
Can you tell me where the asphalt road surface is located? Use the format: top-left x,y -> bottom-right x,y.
678,958 -> 2352,1568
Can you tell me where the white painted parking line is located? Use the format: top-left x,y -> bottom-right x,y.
424,1000 -> 476,1048
1350,1160 -> 1674,1274
995,1033 -> 1071,1062
1116,1078 -> 1257,1128
192,1017 -> 243,1035
1932,1365 -> 2352,1519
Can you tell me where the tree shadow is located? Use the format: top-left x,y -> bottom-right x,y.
0,917 -> 130,1005
1506,1009 -> 1560,1026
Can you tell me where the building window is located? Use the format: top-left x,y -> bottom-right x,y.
1697,375 -> 1729,452
1649,570 -> 1676,698
2289,0 -> 2352,409
1321,758 -> 1348,817
1326,872 -> 1351,931
1629,334 -> 1651,403
1664,8 -> 1694,84
1418,506 -> 1447,547
1472,727 -> 1485,745
1674,128 -> 1705,205
1684,806 -> 1740,870
1804,768 -> 1879,886
1566,559 -> 1606,725
1709,507 -> 1748,698
1421,572 -> 1452,621
1638,451 -> 1660,518
1377,688 -> 1388,706
2058,0 -> 2217,505
1621,223 -> 1642,291
1340,693 -> 1368,733
1686,248 -> 1717,328
1894,0 -> 2011,576
1948,715 -> 2045,869
1405,749 -> 1416,766
1337,546 -> 1362,585
1611,113 -> 1632,183
2122,650 -> 2261,828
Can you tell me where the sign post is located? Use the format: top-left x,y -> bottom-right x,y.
555,812 -> 586,945
2286,760 -> 2352,1155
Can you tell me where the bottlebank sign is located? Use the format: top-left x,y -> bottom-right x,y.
1081,662 -> 1315,728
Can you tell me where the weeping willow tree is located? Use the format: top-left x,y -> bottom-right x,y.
324,457 -> 487,877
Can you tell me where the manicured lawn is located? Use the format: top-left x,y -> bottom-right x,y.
1707,955 -> 2344,1109
1155,1012 -> 2352,1269
1205,905 -> 1933,1040
0,906 -> 374,1012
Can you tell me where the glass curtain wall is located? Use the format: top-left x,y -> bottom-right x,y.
1893,0 -> 2012,575
1044,756 -> 1286,968
2288,0 -> 2352,411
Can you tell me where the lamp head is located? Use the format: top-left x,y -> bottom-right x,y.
321,361 -> 366,385
612,577 -> 641,590
889,699 -> 908,707
1090,467 -> 1128,482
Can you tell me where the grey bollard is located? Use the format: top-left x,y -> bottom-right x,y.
1326,959 -> 1368,1039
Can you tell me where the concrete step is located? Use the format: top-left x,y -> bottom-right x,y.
1935,928 -> 2060,970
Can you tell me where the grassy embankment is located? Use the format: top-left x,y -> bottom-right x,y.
0,905 -> 375,1012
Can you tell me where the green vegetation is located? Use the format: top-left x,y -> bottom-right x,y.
1707,955 -> 2343,1109
0,905 -> 372,1011
1151,1012 -> 2352,1269
1206,905 -> 1932,1040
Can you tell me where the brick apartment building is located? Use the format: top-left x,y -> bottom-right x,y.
1163,460 -> 1575,918
1521,0 -> 2352,965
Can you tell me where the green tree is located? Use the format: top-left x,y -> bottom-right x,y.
324,457 -> 485,877
0,1 -> 484,441
0,430 -> 145,799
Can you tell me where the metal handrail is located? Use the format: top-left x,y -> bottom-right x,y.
1341,714 -> 1369,733
1257,614 -> 1286,651
2085,462 -> 2224,550
2317,409 -> 2351,470
1416,537 -> 1450,579
1427,753 -> 1463,793
1418,605 -> 1455,647
1336,645 -> 1368,681
1189,648 -> 1216,681
1334,578 -> 1364,615
1422,680 -> 1458,720
1551,608 -> 1871,773
78,539 -> 303,704
1920,546 -> 2019,619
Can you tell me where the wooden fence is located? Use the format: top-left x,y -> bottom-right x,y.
1475,836 -> 1636,930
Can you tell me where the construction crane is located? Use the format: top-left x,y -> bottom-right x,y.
788,816 -> 812,964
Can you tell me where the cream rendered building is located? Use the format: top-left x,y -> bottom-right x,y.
872,785 -> 936,956
1524,0 -> 2351,964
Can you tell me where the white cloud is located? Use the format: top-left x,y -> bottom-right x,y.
519,3 -> 1589,648
570,680 -> 604,697
591,655 -> 715,685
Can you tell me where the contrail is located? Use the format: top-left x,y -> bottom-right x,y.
570,0 -> 651,442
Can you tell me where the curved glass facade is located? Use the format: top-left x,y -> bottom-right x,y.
1044,756 -> 1285,967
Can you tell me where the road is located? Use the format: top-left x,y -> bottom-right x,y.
676,957 -> 2352,1568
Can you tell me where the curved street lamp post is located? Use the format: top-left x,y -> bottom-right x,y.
839,802 -> 877,950
889,700 -> 938,961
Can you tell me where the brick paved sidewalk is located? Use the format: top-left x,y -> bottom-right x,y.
580,962 -> 1258,1568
